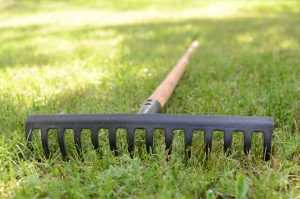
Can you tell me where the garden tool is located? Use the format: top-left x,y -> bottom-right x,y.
25,40 -> 274,161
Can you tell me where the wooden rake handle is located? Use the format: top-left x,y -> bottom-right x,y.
139,40 -> 199,114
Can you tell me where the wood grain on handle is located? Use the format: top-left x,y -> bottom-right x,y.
149,40 -> 199,108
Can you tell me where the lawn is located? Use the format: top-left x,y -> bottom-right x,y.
0,0 -> 300,198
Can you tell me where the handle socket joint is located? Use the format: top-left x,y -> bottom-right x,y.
138,99 -> 162,114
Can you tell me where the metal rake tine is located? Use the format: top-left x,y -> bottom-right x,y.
91,127 -> 99,151
184,128 -> 193,158
41,128 -> 50,158
127,128 -> 135,158
204,128 -> 213,156
145,128 -> 154,154
165,128 -> 173,155
223,129 -> 233,153
263,129 -> 272,161
243,130 -> 252,155
57,128 -> 68,159
74,128 -> 82,156
108,128 -> 118,156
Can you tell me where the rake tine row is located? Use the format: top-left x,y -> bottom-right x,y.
26,126 -> 272,160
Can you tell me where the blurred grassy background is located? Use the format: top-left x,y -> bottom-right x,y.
0,0 -> 299,198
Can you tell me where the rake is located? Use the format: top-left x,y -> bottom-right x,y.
25,41 -> 274,161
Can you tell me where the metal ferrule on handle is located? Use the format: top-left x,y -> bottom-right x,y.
139,40 -> 199,114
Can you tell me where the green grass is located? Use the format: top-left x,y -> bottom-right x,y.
0,0 -> 300,198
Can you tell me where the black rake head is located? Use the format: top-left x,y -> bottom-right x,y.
25,114 -> 274,161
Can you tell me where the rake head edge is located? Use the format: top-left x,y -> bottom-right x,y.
25,114 -> 274,160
